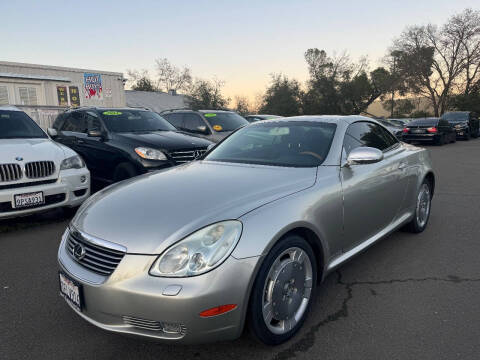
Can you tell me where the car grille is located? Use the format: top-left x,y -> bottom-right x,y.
66,230 -> 126,276
169,148 -> 207,164
122,316 -> 163,331
0,164 -> 22,182
25,161 -> 55,179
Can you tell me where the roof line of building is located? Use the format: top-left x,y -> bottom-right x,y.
0,61 -> 124,77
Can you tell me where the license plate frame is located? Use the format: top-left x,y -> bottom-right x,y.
59,272 -> 83,312
13,191 -> 44,209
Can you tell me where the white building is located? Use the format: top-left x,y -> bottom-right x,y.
0,61 -> 126,128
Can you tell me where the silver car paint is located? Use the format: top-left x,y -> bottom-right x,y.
59,115 -> 434,343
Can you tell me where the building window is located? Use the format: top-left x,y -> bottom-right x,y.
0,86 -> 8,105
18,87 -> 38,105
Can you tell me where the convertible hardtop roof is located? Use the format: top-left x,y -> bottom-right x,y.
255,115 -> 374,125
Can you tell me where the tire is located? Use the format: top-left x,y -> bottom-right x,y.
436,135 -> 445,146
248,235 -> 317,345
404,179 -> 432,233
464,131 -> 471,141
113,162 -> 138,182
63,206 -> 80,217
451,134 -> 456,143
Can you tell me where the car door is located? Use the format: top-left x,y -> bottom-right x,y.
340,121 -> 408,251
55,111 -> 87,156
75,111 -> 118,182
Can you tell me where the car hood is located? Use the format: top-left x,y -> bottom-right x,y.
0,138 -> 68,163
73,161 -> 317,254
114,131 -> 212,150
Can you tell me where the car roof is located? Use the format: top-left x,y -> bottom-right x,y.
0,105 -> 22,112
250,115 -> 373,125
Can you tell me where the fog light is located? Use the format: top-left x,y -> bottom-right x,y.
80,175 -> 87,183
162,322 -> 184,334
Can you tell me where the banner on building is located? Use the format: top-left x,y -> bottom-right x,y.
68,86 -> 80,107
56,86 -> 68,106
84,73 -> 103,100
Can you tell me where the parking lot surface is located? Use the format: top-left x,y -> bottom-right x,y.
1,140 -> 480,360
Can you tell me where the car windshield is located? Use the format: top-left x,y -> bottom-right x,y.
441,112 -> 468,122
100,109 -> 176,132
0,110 -> 47,139
205,121 -> 337,167
202,112 -> 249,132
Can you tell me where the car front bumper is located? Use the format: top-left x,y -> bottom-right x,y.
0,168 -> 90,219
57,232 -> 260,344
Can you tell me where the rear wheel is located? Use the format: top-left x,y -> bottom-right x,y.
436,135 -> 445,146
405,179 -> 432,233
113,162 -> 138,182
248,235 -> 317,345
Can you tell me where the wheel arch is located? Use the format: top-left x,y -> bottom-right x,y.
424,171 -> 435,196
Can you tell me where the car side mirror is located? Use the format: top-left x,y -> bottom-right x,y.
87,129 -> 103,138
197,125 -> 209,134
346,147 -> 383,166
47,128 -> 57,138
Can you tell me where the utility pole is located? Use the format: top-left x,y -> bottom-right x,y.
391,56 -> 396,118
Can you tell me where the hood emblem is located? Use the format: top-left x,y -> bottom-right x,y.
194,150 -> 203,159
15,157 -> 23,161
73,243 -> 86,261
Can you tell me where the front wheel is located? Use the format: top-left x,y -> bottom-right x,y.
405,180 -> 432,233
248,235 -> 317,345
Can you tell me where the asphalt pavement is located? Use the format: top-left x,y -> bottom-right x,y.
1,139 -> 480,360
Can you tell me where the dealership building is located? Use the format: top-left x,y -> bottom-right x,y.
0,61 -> 126,128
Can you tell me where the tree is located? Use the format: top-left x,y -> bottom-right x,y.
127,69 -> 157,92
302,48 -> 394,115
260,74 -> 303,116
390,9 -> 480,116
381,98 -> 415,117
187,78 -> 230,110
233,95 -> 251,116
155,58 -> 192,93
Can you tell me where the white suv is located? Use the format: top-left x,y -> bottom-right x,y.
0,107 -> 90,219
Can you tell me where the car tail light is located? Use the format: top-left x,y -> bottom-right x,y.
403,127 -> 410,133
427,127 -> 438,133
199,304 -> 237,317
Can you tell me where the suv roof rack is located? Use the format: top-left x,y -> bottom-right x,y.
159,108 -> 192,114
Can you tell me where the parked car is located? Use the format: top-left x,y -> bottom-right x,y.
377,119 -> 403,140
245,114 -> 282,122
402,117 -> 456,145
387,118 -> 412,127
161,109 -> 249,143
49,107 -> 213,184
58,116 -> 434,345
0,106 -> 90,219
440,111 -> 479,140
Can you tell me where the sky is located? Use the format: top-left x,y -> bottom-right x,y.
1,0 -> 478,103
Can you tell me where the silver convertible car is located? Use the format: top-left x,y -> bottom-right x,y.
58,116 -> 434,345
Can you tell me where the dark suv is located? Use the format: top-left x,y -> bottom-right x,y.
161,109 -> 249,143
440,111 -> 479,140
49,107 -> 213,183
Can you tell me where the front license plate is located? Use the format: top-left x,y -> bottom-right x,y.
59,272 -> 83,311
14,191 -> 44,209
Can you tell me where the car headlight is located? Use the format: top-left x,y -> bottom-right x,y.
135,147 -> 167,160
60,155 -> 85,170
149,220 -> 242,277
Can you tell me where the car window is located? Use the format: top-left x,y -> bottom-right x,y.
61,112 -> 87,133
163,113 -> 184,128
100,109 -> 176,132
85,112 -> 102,131
344,122 -> 398,154
205,121 -> 337,167
183,113 -> 205,132
0,110 -> 47,139
202,112 -> 248,132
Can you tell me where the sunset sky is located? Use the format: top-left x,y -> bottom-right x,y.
1,0 -> 478,102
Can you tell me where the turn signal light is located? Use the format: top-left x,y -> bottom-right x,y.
427,127 -> 438,133
199,304 -> 237,317
403,127 -> 410,133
